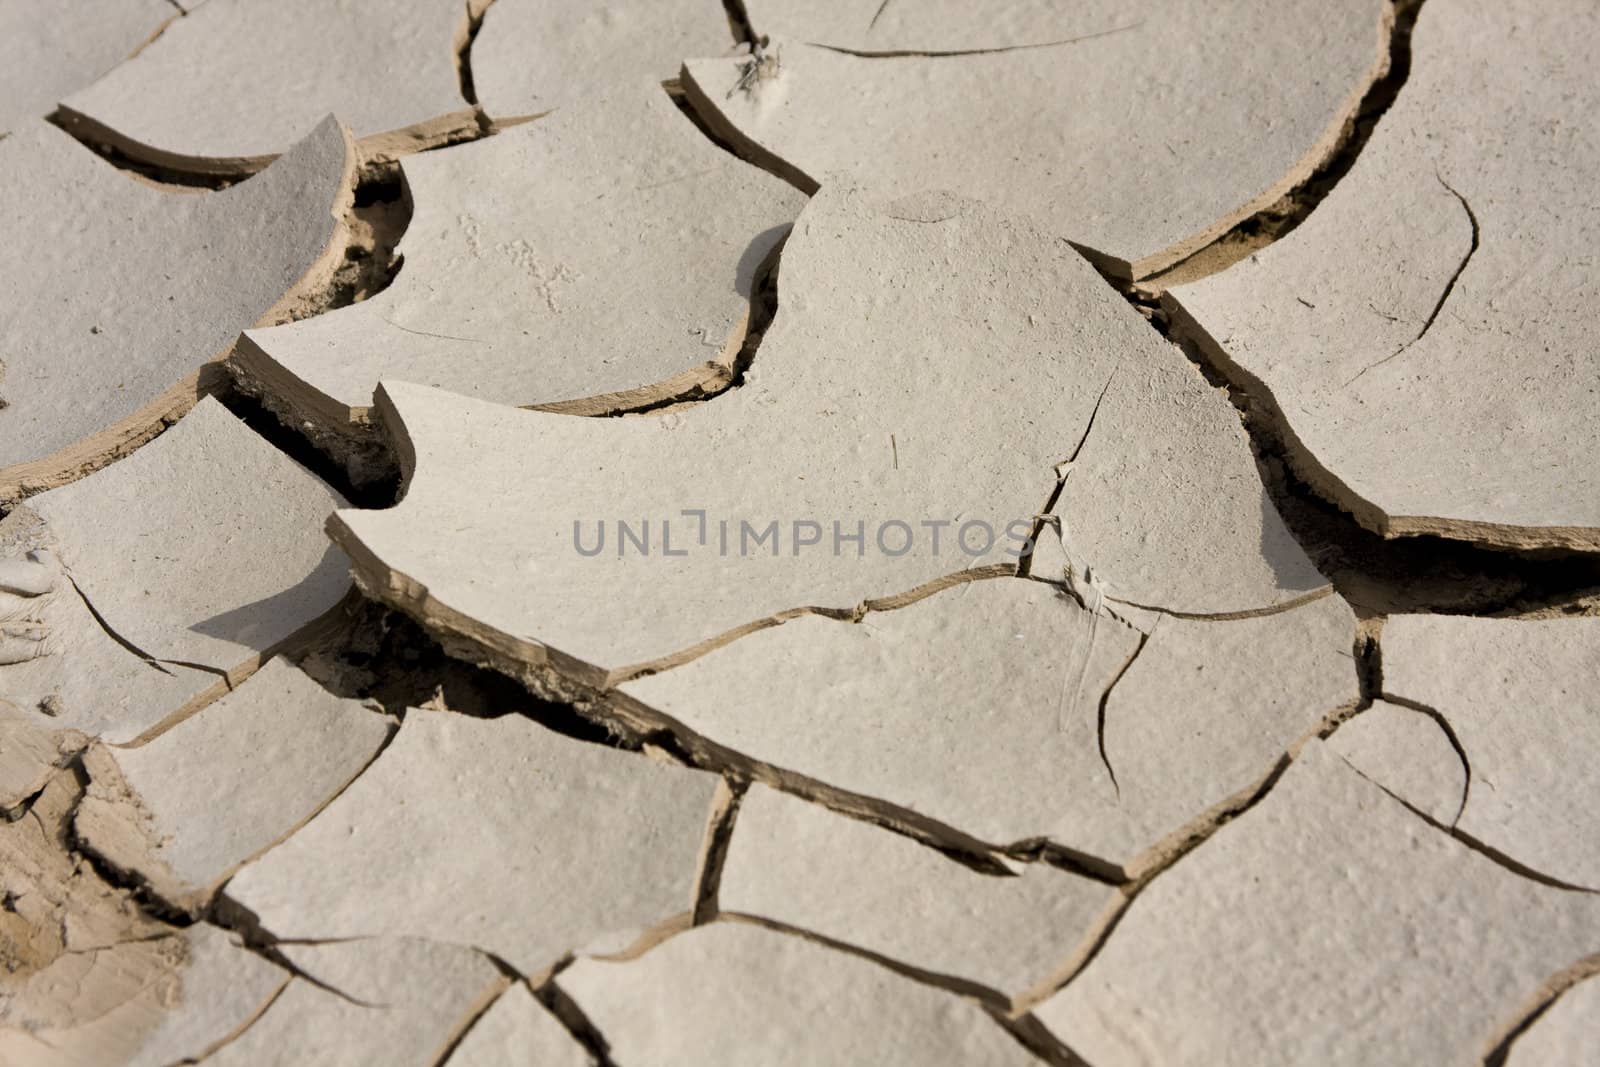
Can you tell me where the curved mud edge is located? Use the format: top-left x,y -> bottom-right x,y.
0,365 -> 225,504
52,104 -> 484,179
1107,0 -> 1396,281
1162,294 -> 1600,553
4,121 -> 360,503
677,62 -> 820,195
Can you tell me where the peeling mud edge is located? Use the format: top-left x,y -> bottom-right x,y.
4,121 -> 366,508
684,1 -> 1395,283
228,212 -> 783,495
323,520 -> 1119,881
224,345 -> 401,496
676,63 -> 820,196
1127,0 -> 1425,296
50,104 -> 488,181
1164,296 -> 1600,562
1136,297 -> 1600,617
0,364 -> 227,507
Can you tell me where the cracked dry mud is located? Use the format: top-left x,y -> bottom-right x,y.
2,1 -> 1598,1065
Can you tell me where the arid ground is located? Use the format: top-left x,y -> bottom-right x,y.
3,1 -> 1598,1064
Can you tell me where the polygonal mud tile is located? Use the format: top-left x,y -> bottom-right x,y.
715,783 -> 1113,1005
558,922 -> 1041,1065
472,0 -> 735,121
0,117 -> 353,498
203,938 -> 507,1067
1034,741 -> 1600,1065
223,709 -> 719,975
72,657 -> 393,914
56,0 -> 476,173
619,577 -> 1357,878
1504,973 -> 1600,1067
328,185 -> 1325,691
0,397 -> 350,747
1366,614 -> 1600,891
234,84 -> 803,461
0,924 -> 288,1067
1326,698 -> 1466,825
0,0 -> 173,136
442,981 -> 592,1067
680,0 -> 1391,279
1164,0 -> 1600,550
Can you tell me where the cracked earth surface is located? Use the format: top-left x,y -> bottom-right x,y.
3,1 -> 1598,1064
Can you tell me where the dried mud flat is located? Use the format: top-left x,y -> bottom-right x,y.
3,1 -> 1599,1064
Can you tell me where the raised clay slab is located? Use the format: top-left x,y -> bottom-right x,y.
620,577 -> 1357,877
1375,614 -> 1600,891
681,0 -> 1391,279
559,922 -> 1039,1065
472,0 -> 735,121
234,85 -> 803,450
204,938 -> 507,1067
0,0 -> 172,136
0,117 -> 352,499
57,0 -> 477,173
74,657 -> 393,914
0,397 -> 350,748
717,782 -> 1111,1004
1164,0 -> 1600,550
330,185 -> 1325,690
224,709 -> 719,975
1035,741 -> 1600,1065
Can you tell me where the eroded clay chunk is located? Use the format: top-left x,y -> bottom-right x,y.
1374,614 -> 1600,890
1164,0 -> 1600,550
1,768 -> 287,1067
73,658 -> 393,914
0,118 -> 352,499
472,0 -> 734,120
0,397 -> 350,745
204,938 -> 507,1067
234,85 -> 803,448
716,783 -> 1111,1003
0,0 -> 172,136
330,186 -> 1324,687
1035,741 -> 1600,1065
0,699 -> 85,811
619,578 -> 1356,876
0,924 -> 289,1067
56,0 -> 475,172
680,0 -> 1391,279
558,922 -> 1039,1065
442,982 -> 592,1067
223,709 -> 718,974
